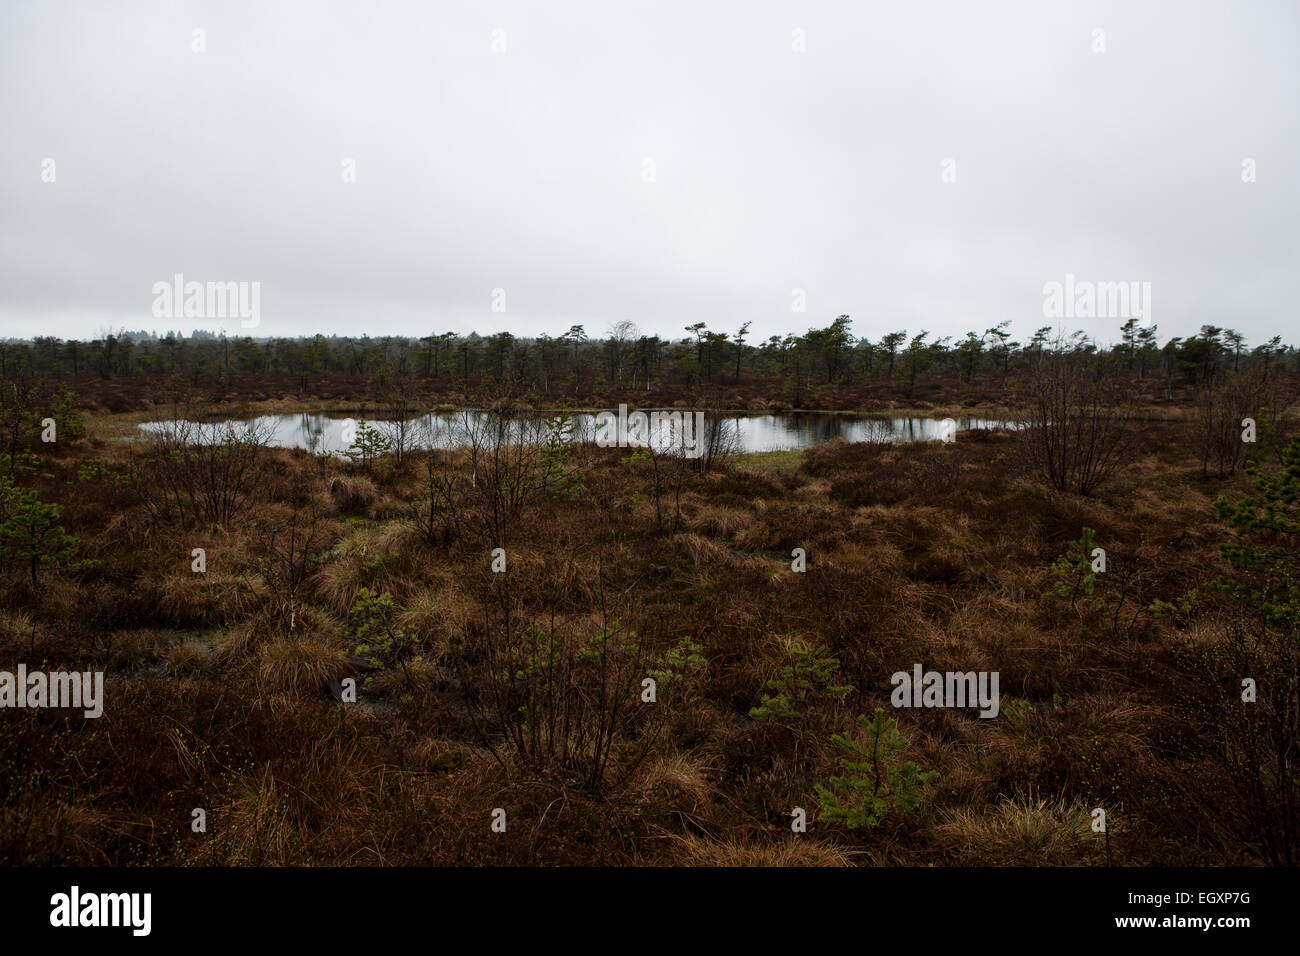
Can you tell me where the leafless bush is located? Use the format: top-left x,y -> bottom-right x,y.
251,500 -> 335,636
375,374 -> 422,465
1190,371 -> 1288,477
133,417 -> 271,527
1179,618 -> 1300,865
1016,351 -> 1135,495
457,564 -> 692,791
697,411 -> 739,473
452,410 -> 581,548
633,439 -> 691,533
406,416 -> 466,547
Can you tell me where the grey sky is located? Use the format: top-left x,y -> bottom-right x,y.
1,0 -> 1296,348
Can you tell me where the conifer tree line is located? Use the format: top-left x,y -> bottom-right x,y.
1,317 -> 1293,395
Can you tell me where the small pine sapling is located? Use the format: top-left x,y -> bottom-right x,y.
815,708 -> 938,829
749,641 -> 850,723
1050,527 -> 1099,611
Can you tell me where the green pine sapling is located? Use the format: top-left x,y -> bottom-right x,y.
816,708 -> 938,829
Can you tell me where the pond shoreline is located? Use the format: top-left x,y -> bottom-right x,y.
92,396 -> 1200,431
134,409 -> 1024,456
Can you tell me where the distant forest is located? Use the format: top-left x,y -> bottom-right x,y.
1,317 -> 1295,409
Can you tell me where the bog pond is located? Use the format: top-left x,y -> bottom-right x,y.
140,411 -> 1016,455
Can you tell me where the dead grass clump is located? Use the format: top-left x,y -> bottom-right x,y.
800,437 -> 893,477
668,832 -> 853,867
683,503 -> 752,539
678,532 -> 738,570
256,630 -> 349,699
932,795 -> 1099,865
165,637 -> 212,677
732,503 -> 846,553
631,750 -> 718,810
313,523 -> 414,614
368,495 -> 407,520
0,609 -> 34,654
151,569 -> 258,628
396,581 -> 476,653
329,474 -> 378,513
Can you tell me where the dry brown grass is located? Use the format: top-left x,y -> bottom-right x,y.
396,579 -> 476,653
255,627 -> 349,699
932,795 -> 1099,865
329,473 -> 378,513
0,415 -> 1280,866
666,832 -> 854,866
164,637 -> 212,677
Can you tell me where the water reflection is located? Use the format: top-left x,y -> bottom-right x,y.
733,413 -> 1012,451
139,411 -> 1014,455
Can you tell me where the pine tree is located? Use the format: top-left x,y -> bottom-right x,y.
749,641 -> 849,722
816,708 -> 938,829
1213,435 -> 1300,631
0,477 -> 79,586
1050,527 -> 1100,611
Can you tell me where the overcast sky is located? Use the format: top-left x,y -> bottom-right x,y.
1,0 -> 1296,348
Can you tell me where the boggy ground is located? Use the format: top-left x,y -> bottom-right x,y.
0,415 -> 1280,866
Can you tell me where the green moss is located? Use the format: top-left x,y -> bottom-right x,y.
733,449 -> 804,475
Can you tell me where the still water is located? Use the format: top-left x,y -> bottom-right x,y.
140,411 -> 1014,455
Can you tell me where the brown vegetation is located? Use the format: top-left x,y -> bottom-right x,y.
0,390 -> 1296,866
